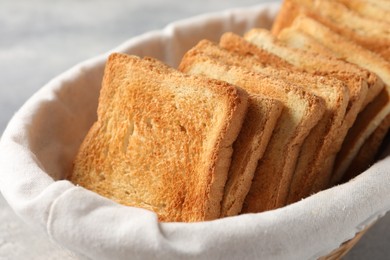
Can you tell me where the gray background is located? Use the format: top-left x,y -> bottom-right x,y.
0,0 -> 389,259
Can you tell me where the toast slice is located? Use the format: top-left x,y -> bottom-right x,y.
285,15 -> 390,87
242,29 -> 380,190
284,15 -> 390,184
243,28 -> 378,119
275,27 -> 390,186
277,28 -> 336,58
272,0 -> 390,61
273,0 -> 390,38
179,46 -> 325,212
333,0 -> 390,24
362,0 -> 390,11
70,53 -> 249,222
221,95 -> 283,216
332,88 -> 390,184
342,114 -> 390,183
278,21 -> 386,109
197,38 -> 349,202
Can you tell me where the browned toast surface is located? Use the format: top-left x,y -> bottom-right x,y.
221,95 -> 283,216
272,0 -> 390,60
244,28 -> 371,118
70,0 -> 390,221
201,37 -> 349,202
70,53 -> 248,222
179,45 -> 325,212
342,113 -> 390,183
282,14 -> 390,184
243,29 -> 378,190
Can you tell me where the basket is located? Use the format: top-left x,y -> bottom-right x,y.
0,3 -> 389,259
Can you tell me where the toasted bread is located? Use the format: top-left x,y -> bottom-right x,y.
332,0 -> 390,25
277,28 -> 336,57
362,0 -> 390,11
243,28 -> 378,118
284,15 -> 390,184
276,25 -> 384,109
275,26 -> 390,186
285,14 -> 390,88
342,114 -> 390,183
271,0 -> 304,37
218,33 -> 294,70
221,95 -> 283,216
332,88 -> 390,184
272,0 -> 390,61
242,29 -> 382,189
275,28 -> 390,186
200,37 -> 349,202
70,53 -> 249,222
315,6 -> 390,61
273,0 -> 390,37
179,45 -> 325,212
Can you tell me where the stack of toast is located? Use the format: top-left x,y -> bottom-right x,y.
69,0 -> 390,222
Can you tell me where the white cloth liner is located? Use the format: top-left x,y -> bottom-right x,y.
1,3 -> 389,259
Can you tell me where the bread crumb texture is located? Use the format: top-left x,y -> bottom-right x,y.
70,53 -> 247,222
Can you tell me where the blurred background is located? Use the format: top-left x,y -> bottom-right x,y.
0,0 -> 389,259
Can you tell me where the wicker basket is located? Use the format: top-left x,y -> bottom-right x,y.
320,224 -> 372,259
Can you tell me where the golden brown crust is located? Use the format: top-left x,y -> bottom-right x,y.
276,24 -> 383,109
208,36 -> 349,202
271,0 -> 386,107
221,95 -> 283,217
242,29 -> 380,191
271,0 -> 303,35
362,0 -> 390,11
309,13 -> 390,62
179,43 -> 325,212
319,8 -> 389,61
341,113 -> 390,183
277,28 -> 335,57
67,0 -> 390,222
283,15 -> 390,185
274,0 -> 390,61
70,53 -> 248,222
336,0 -> 390,23
287,13 -> 387,107
337,0 -> 390,24
244,28 -> 370,121
220,33 -> 294,70
275,0 -> 390,35
332,88 -> 390,185
273,24 -> 390,192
